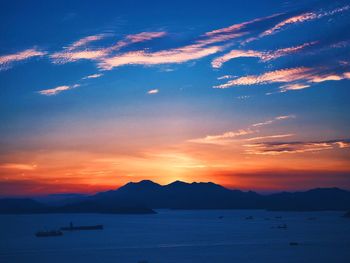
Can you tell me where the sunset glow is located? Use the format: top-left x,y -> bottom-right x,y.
1,0 -> 350,196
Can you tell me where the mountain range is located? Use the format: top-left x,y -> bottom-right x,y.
1,180 -> 350,214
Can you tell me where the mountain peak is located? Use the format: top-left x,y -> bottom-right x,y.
166,180 -> 189,187
118,180 -> 162,191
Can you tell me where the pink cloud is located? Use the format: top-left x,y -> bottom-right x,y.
0,48 -> 47,70
147,89 -> 159,94
51,31 -> 167,64
214,67 -> 350,89
98,44 -> 223,70
125,32 -> 167,44
38,84 -> 80,96
212,42 -> 316,68
260,5 -> 349,38
205,13 -> 281,36
66,34 -> 107,51
214,67 -> 314,88
279,83 -> 311,92
51,49 -> 109,64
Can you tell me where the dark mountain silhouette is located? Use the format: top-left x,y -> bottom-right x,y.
92,181 -> 350,210
0,199 -> 49,214
263,188 -> 350,211
94,180 -> 262,209
1,181 -> 350,214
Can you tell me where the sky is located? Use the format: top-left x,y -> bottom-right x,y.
1,0 -> 350,196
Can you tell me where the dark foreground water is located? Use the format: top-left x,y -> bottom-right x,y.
0,210 -> 349,263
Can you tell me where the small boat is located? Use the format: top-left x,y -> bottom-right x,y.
60,222 -> 103,231
35,230 -> 63,237
277,224 -> 288,229
245,216 -> 254,220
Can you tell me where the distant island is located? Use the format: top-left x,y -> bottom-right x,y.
1,180 -> 350,214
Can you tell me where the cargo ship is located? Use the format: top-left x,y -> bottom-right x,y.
35,230 -> 63,237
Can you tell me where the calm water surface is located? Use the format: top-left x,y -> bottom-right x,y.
0,210 -> 349,263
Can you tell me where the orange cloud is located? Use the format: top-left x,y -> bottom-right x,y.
0,163 -> 37,170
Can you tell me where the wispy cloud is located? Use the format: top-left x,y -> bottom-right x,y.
189,129 -> 254,145
98,44 -> 223,70
252,115 -> 295,127
259,5 -> 350,38
245,139 -> 350,155
205,13 -> 282,37
50,49 -> 109,64
212,50 -> 262,68
82,73 -> 103,80
189,114 -> 295,145
66,34 -> 107,51
50,31 -> 167,64
118,31 -> 167,47
245,134 -> 294,141
214,67 -> 313,88
38,84 -> 80,96
279,83 -> 311,92
0,48 -> 47,71
147,89 -> 159,94
212,42 -> 316,68
214,67 -> 350,89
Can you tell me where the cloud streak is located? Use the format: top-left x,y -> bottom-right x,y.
82,73 -> 103,79
214,67 -> 350,89
212,42 -> 317,68
259,5 -> 350,38
98,44 -> 223,70
245,139 -> 350,155
189,114 -> 295,145
147,89 -> 159,94
50,31 -> 167,64
0,48 -> 47,71
38,84 -> 80,96
189,129 -> 254,145
252,115 -> 295,127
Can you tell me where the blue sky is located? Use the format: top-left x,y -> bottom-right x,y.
1,0 -> 350,195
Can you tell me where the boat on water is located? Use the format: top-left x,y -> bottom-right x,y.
35,230 -> 63,237
60,222 -> 103,231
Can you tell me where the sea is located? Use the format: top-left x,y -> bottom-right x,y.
0,209 -> 349,263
